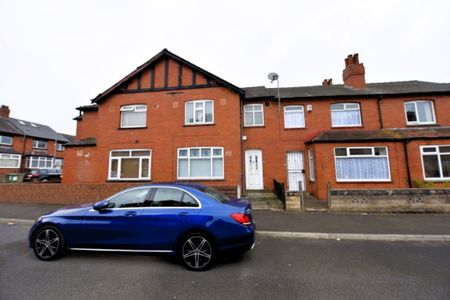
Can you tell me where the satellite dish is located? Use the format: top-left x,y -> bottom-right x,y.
267,72 -> 279,82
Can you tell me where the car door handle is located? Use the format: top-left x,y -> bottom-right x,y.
125,211 -> 137,217
178,212 -> 189,217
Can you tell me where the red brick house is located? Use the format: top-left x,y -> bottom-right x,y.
64,49 -> 450,199
0,105 -> 72,180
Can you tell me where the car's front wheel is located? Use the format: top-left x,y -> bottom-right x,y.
33,226 -> 65,261
180,233 -> 215,271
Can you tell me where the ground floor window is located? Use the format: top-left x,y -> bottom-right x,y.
109,149 -> 151,180
421,145 -> 450,180
308,149 -> 315,181
334,146 -> 390,181
177,147 -> 224,179
0,153 -> 21,168
26,156 -> 61,169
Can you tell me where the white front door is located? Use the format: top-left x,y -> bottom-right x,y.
286,152 -> 305,192
245,150 -> 263,190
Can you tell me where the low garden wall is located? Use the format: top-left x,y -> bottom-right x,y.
0,183 -> 238,205
330,188 -> 450,213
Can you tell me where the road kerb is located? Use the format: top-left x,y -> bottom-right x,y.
0,218 -> 34,225
257,231 -> 450,242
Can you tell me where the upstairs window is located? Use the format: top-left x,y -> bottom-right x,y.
404,101 -> 435,125
120,105 -> 147,128
284,105 -> 305,128
334,147 -> 390,181
32,140 -> 48,149
56,143 -> 65,151
244,104 -> 264,127
185,100 -> 214,125
331,103 -> 362,127
0,135 -> 13,145
421,146 -> 450,180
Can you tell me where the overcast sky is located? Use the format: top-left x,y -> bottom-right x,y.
1,0 -> 449,135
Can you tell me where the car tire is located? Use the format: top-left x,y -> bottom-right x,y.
179,233 -> 215,271
32,225 -> 65,261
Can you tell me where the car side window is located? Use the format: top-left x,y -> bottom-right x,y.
108,188 -> 151,208
151,188 -> 185,207
181,193 -> 199,207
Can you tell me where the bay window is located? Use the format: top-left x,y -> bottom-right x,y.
185,100 -> 214,125
421,146 -> 450,180
404,101 -> 435,125
334,147 -> 390,181
120,104 -> 147,128
331,103 -> 362,127
109,149 -> 151,180
27,156 -> 54,169
177,147 -> 224,179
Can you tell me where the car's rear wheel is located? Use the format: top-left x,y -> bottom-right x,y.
180,233 -> 214,271
33,226 -> 65,261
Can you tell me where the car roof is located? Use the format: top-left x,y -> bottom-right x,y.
139,182 -> 207,191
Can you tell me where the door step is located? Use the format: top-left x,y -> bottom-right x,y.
243,191 -> 284,211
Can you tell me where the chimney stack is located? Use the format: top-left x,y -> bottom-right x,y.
0,105 -> 10,118
342,53 -> 366,89
322,78 -> 333,86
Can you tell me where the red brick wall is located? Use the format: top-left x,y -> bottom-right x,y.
0,183 -> 237,204
76,110 -> 98,140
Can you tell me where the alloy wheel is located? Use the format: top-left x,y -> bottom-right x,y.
182,235 -> 213,270
34,228 -> 61,260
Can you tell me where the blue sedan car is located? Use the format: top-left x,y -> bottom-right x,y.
28,183 -> 255,271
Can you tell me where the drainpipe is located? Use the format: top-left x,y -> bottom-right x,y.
377,95 -> 384,129
403,139 -> 412,188
21,128 -> 28,172
239,94 -> 245,198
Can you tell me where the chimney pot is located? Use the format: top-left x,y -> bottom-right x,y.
0,105 -> 10,118
342,53 -> 366,89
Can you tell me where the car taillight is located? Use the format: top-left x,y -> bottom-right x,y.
231,213 -> 252,226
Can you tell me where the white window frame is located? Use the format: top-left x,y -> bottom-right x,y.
108,149 -> 151,181
0,153 -> 21,168
420,145 -> 450,181
284,105 -> 305,128
184,100 -> 214,125
0,135 -> 13,146
120,104 -> 147,128
404,100 -> 436,125
308,149 -> 315,181
330,103 -> 362,127
32,140 -> 48,149
56,143 -> 65,151
334,146 -> 391,182
244,104 -> 264,127
27,156 -> 54,169
177,147 -> 224,180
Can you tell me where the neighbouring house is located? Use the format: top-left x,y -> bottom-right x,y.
0,105 -> 72,180
63,49 -> 450,199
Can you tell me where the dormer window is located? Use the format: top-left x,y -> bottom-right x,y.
404,100 -> 436,125
120,105 -> 147,128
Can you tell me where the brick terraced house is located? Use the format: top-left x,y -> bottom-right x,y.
0,105 -> 72,180
64,49 -> 450,200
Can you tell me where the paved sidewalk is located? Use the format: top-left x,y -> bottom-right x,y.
1,202 -> 450,237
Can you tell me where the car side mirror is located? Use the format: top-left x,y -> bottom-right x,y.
93,200 -> 109,211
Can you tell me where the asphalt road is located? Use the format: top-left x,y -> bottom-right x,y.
1,224 -> 449,300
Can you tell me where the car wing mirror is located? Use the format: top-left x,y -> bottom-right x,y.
93,199 -> 109,211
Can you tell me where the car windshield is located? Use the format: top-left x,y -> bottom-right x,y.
203,187 -> 230,203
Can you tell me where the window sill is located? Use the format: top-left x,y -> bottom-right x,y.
423,178 -> 450,182
336,180 -> 392,183
284,127 -> 307,130
107,179 -> 151,182
183,123 -> 215,127
176,178 -> 225,181
331,125 -> 363,129
117,127 -> 148,130
406,123 -> 440,127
